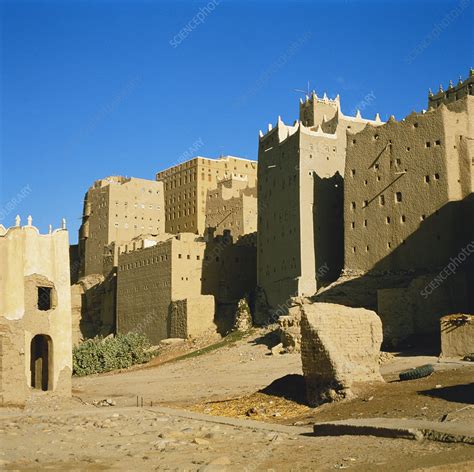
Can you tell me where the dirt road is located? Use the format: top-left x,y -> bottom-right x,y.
1,330 -> 473,471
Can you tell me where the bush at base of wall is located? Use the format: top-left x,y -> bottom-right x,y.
73,333 -> 152,376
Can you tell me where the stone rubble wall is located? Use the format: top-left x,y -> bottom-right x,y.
440,314 -> 474,358
278,306 -> 302,352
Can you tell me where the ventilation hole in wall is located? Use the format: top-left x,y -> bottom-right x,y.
386,216 -> 391,224
366,245 -> 370,252
387,242 -> 392,248
425,175 -> 430,183
425,141 -> 431,148
435,140 -> 441,146
364,220 -> 368,227
395,192 -> 402,202
420,214 -> 426,221
401,215 -> 406,223
351,222 -> 355,229
434,173 -> 440,180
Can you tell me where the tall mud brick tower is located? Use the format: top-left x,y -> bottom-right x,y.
258,92 -> 384,310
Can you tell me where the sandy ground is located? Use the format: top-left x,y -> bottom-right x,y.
72,330 -> 302,406
1,329 -> 473,471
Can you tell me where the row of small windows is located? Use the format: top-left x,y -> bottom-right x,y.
353,234 -> 450,254
351,192 -> 402,210
165,171 -> 250,189
177,254 -> 201,260
114,202 -> 161,209
114,215 -> 160,221
119,254 -> 170,270
425,140 -> 442,147
351,214 -> 407,228
166,208 -> 196,220
425,173 -> 441,182
168,191 -> 196,204
121,281 -> 171,294
351,240 -> 406,253
352,135 -> 443,147
114,223 -> 161,230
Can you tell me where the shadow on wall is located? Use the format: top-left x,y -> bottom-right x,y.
79,273 -> 116,339
313,172 -> 344,284
201,230 -> 258,334
313,194 -> 474,348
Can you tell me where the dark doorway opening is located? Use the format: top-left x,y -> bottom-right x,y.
30,335 -> 51,391
38,287 -> 52,311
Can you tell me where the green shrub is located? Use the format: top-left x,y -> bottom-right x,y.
73,333 -> 153,376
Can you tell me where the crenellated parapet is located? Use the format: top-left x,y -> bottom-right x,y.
428,68 -> 473,109
259,106 -> 384,145
0,215 -> 68,239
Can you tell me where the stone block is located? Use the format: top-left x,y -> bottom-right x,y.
300,302 -> 383,406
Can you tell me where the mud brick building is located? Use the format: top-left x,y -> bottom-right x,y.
156,156 -> 257,235
0,217 -> 72,405
258,92 -> 384,308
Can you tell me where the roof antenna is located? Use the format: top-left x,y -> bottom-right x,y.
293,80 -> 311,97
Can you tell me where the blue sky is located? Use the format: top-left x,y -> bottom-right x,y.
1,0 -> 472,243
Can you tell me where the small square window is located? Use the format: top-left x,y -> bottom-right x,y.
386,216 -> 391,224
38,287 -> 52,311
435,140 -> 441,146
434,173 -> 440,180
351,169 -> 356,177
425,175 -> 430,183
425,141 -> 431,148
395,192 -> 402,202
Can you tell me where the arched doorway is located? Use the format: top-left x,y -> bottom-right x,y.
30,334 -> 51,391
